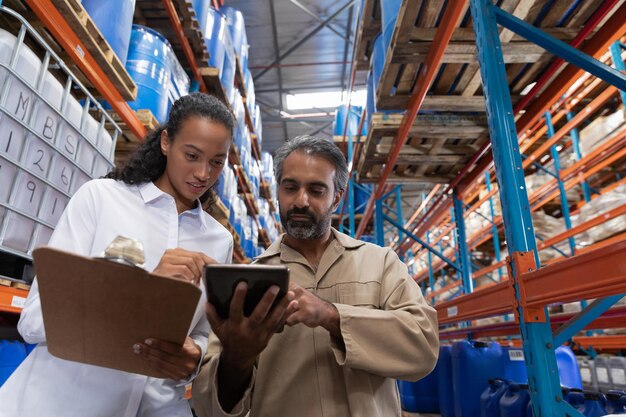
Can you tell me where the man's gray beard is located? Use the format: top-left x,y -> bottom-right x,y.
283,214 -> 332,240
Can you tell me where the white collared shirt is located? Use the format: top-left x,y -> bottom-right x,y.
0,179 -> 233,417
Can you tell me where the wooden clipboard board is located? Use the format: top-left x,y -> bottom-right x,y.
33,247 -> 201,377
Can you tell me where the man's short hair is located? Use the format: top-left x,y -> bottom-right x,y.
273,135 -> 349,195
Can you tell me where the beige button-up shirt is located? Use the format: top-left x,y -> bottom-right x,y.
193,228 -> 439,417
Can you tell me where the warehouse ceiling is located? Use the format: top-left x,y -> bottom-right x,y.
225,0 -> 367,153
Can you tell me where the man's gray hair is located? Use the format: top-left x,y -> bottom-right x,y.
273,135 -> 349,195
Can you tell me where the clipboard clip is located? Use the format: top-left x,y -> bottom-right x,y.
100,236 -> 146,268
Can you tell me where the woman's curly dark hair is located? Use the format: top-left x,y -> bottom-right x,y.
107,93 -> 234,210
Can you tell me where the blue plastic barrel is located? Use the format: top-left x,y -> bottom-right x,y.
333,105 -> 361,138
126,25 -> 173,123
452,340 -> 505,417
500,383 -> 531,417
220,6 -> 248,62
398,362 -> 439,413
481,378 -> 508,417
0,341 -> 27,387
366,70 -> 375,124
191,0 -> 210,33
372,33 -> 385,98
502,347 -> 527,384
555,346 -> 583,389
82,0 -> 135,65
205,8 -> 227,74
380,0 -> 401,50
438,345 -> 455,417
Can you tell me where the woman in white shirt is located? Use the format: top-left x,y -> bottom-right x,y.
0,92 -> 235,417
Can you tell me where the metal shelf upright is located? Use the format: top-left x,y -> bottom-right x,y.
430,0 -> 626,415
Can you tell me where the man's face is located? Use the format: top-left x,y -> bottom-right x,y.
278,151 -> 342,240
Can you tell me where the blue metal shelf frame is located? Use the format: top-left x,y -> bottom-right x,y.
545,112 -> 576,256
471,0 -> 626,415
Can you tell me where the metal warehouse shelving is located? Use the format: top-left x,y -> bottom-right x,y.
341,0 -> 626,415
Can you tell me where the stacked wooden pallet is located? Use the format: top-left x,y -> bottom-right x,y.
357,113 -> 488,184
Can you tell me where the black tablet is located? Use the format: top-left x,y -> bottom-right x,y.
203,264 -> 290,319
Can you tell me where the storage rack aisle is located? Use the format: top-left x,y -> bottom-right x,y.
335,0 -> 626,416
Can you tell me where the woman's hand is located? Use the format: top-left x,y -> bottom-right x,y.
133,336 -> 202,381
153,248 -> 216,285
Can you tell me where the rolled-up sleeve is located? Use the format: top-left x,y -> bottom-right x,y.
330,247 -> 439,381
192,334 -> 255,417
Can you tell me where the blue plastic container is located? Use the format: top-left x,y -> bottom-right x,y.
82,0 -> 135,65
372,33 -> 385,98
398,363 -> 439,413
126,25 -> 173,123
220,6 -> 248,62
502,347 -> 527,384
556,346 -> 583,389
354,184 -> 373,214
366,70 -> 375,126
205,8 -> 227,73
500,383 -> 531,417
567,388 -> 586,409
380,0 -> 401,50
605,390 -> 626,414
481,378 -> 508,417
580,391 -> 607,417
452,340 -> 505,417
0,341 -> 27,387
333,105 -> 361,138
191,0 -> 210,33
438,345 -> 455,417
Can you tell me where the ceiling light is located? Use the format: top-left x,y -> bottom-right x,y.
285,89 -> 367,110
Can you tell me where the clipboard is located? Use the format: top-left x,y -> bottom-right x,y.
33,247 -> 202,378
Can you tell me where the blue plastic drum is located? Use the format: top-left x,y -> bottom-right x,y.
191,0 -> 210,33
126,25 -> 173,123
82,0 -> 135,65
380,0 -> 401,50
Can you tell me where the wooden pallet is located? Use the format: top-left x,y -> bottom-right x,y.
50,0 -> 138,100
235,55 -> 247,98
134,0 -> 209,64
374,0 -> 595,110
0,277 -> 31,290
110,109 -> 159,165
200,66 -> 230,105
209,196 -> 231,227
353,0 -> 382,70
357,112 -> 488,184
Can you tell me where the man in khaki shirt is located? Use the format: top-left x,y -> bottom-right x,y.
193,135 -> 439,417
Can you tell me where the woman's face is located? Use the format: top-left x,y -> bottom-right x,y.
157,116 -> 231,213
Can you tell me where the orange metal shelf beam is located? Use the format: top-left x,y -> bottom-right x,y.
25,0 -> 146,140
574,335 -> 626,350
440,306 -> 626,341
436,280 -> 512,325
515,2 -> 626,137
398,4 -> 626,253
0,286 -> 28,314
356,0 -> 468,238
521,240 -> 626,309
162,0 -> 208,93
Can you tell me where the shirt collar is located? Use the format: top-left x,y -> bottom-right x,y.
138,182 -> 207,230
256,227 -> 365,260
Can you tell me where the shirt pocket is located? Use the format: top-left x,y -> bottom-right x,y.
337,281 -> 380,309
